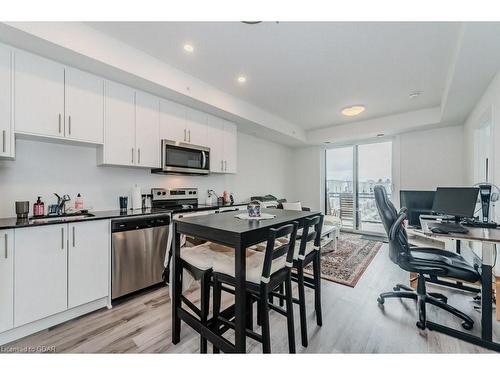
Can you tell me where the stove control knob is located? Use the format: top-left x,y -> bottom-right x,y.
162,192 -> 166,195
156,191 -> 162,195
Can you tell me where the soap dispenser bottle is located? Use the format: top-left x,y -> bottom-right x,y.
33,196 -> 45,217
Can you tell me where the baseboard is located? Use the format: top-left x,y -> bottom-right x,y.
0,297 -> 109,346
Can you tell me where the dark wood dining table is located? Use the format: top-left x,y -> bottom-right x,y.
171,208 -> 321,353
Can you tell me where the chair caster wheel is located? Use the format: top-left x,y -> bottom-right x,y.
377,297 -> 384,305
462,321 -> 473,330
416,321 -> 426,330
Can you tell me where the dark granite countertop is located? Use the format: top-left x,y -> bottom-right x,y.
0,202 -> 249,230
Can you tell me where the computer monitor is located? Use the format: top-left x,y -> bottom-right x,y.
400,190 -> 435,227
432,187 -> 479,221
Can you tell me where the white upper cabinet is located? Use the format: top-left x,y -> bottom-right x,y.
186,108 -> 208,146
14,225 -> 68,327
65,68 -> 104,144
207,115 -> 225,173
223,120 -> 237,174
0,230 -> 14,333
13,49 -> 104,145
159,99 -> 187,143
14,49 -> 65,138
206,115 -> 237,174
68,221 -> 109,309
0,44 -> 13,159
102,80 -> 136,166
135,91 -> 160,168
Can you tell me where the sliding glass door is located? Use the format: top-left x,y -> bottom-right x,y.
326,141 -> 392,234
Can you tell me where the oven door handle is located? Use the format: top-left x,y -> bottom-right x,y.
202,151 -> 207,169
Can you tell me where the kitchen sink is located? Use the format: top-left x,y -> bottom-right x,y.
29,213 -> 95,224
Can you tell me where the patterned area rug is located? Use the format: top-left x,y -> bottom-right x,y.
305,233 -> 383,288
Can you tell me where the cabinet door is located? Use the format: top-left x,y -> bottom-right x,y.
159,99 -> 187,142
0,230 -> 14,333
206,115 -> 225,173
223,121 -> 237,173
0,44 -> 13,158
103,81 -> 136,166
65,67 -> 104,144
135,91 -> 160,168
14,49 -> 65,138
186,108 -> 208,146
68,221 -> 109,308
14,225 -> 67,327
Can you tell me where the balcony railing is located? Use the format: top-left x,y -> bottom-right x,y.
327,191 -> 391,227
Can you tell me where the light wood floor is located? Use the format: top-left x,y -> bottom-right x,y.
4,244 -> 497,353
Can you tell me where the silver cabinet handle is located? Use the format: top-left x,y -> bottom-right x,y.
184,129 -> 187,142
4,233 -> 7,259
138,148 -> 141,164
72,226 -> 75,247
61,227 -> 65,250
58,114 -> 62,133
224,160 -> 227,171
68,115 -> 72,135
188,130 -> 191,142
221,160 -> 224,171
131,148 -> 135,164
2,130 -> 5,153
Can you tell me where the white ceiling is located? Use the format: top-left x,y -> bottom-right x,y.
87,22 -> 461,130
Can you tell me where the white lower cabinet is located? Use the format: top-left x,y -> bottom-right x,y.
68,221 -> 109,309
0,230 -> 14,333
13,220 -> 110,329
14,224 -> 68,327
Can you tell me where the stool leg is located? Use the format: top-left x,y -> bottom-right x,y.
212,277 -> 222,354
285,274 -> 296,354
200,272 -> 211,354
260,285 -> 271,353
279,282 -> 285,307
246,293 -> 254,330
297,264 -> 308,347
313,251 -> 323,326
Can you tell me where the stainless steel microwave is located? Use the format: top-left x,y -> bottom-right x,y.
152,139 -> 210,175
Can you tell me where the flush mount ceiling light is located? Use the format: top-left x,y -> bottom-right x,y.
183,44 -> 194,53
341,105 -> 365,117
237,75 -> 247,83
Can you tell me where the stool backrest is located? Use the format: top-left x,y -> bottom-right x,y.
297,215 -> 324,259
261,222 -> 299,283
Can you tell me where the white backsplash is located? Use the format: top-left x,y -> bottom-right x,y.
0,132 -> 295,217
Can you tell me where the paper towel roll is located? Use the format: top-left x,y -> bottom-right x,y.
131,184 -> 142,210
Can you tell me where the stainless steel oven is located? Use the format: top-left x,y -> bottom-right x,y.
153,139 -> 210,175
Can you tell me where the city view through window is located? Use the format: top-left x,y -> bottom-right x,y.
326,141 -> 392,233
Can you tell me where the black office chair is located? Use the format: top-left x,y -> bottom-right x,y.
373,185 -> 480,330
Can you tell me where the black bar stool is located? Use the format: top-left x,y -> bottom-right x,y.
290,214 -> 324,347
211,222 -> 299,353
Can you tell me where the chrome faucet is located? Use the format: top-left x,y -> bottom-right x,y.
54,193 -> 71,215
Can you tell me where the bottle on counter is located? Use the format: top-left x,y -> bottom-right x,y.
131,184 -> 142,210
33,196 -> 45,217
75,193 -> 84,211
223,191 -> 229,205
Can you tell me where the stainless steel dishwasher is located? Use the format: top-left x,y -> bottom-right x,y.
111,213 -> 171,300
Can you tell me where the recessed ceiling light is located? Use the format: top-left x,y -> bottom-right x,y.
341,105 -> 365,117
409,91 -> 422,99
237,76 -> 247,83
183,44 -> 194,53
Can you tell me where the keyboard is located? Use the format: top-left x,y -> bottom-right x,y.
429,222 -> 469,234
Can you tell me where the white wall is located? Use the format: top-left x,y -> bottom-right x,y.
290,146 -> 325,212
291,126 -> 465,213
0,132 -> 294,217
394,125 -> 465,193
